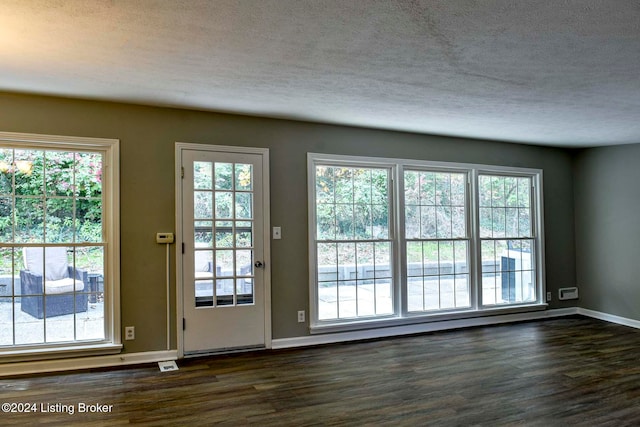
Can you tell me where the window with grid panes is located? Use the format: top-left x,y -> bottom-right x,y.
0,132 -> 119,358
478,174 -> 536,305
314,164 -> 394,320
404,170 -> 471,312
308,153 -> 544,330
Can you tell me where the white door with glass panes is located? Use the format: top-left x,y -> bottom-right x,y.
181,148 -> 268,354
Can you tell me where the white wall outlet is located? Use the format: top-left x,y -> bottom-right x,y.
297,310 -> 305,323
546,292 -> 552,302
273,226 -> 282,240
156,232 -> 174,244
125,326 -> 135,340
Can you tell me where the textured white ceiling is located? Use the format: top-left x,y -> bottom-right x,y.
1,0 -> 639,147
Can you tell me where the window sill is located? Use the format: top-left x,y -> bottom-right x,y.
310,304 -> 548,335
0,342 -> 123,364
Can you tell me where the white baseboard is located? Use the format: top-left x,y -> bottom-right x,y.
4,307 -> 638,377
0,350 -> 178,378
577,307 -> 640,329
272,308 -> 578,349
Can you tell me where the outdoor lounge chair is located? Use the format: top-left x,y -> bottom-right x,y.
20,247 -> 88,319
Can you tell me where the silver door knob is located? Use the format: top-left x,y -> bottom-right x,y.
254,261 -> 264,268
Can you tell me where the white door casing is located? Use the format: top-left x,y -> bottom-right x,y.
176,144 -> 270,356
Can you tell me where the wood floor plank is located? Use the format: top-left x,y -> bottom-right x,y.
2,316 -> 640,425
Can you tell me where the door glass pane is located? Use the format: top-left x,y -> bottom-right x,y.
215,192 -> 233,218
215,163 -> 233,190
195,280 -> 214,307
194,162 -> 212,190
215,222 -> 233,248
216,250 -> 234,277
195,221 -> 213,247
235,164 -> 252,191
192,158 -> 258,309
195,191 -> 213,219
237,278 -> 253,305
235,193 -> 252,219
194,250 -> 213,278
235,250 -> 252,276
235,221 -> 253,248
216,279 -> 234,306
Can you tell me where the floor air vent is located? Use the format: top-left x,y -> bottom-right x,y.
558,287 -> 579,300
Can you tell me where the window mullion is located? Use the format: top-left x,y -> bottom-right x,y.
396,164 -> 407,318
469,172 -> 480,311
530,181 -> 536,238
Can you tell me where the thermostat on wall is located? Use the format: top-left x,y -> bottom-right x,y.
156,232 -> 175,244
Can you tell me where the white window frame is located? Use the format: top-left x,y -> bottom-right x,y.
307,155 -> 399,327
400,166 -> 473,316
0,132 -> 121,362
308,153 -> 545,333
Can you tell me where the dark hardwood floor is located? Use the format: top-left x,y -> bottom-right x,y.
2,316 -> 640,426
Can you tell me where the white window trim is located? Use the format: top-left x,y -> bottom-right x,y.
308,153 -> 546,333
0,131 -> 121,362
398,166 -> 473,317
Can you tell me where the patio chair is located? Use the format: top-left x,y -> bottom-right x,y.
194,250 -> 214,281
194,250 -> 215,305
20,247 -> 88,319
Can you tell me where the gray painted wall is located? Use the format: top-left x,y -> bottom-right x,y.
0,92 -> 577,353
574,144 -> 640,320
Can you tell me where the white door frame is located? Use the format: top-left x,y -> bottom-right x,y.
175,142 -> 271,358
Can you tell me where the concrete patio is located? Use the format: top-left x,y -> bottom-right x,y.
318,272 -> 535,320
0,298 -> 104,346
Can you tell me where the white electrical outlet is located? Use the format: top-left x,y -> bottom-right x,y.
125,326 -> 135,340
546,292 -> 552,302
297,310 -> 305,323
273,226 -> 282,240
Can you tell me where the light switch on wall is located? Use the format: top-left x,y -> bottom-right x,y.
273,226 -> 282,239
